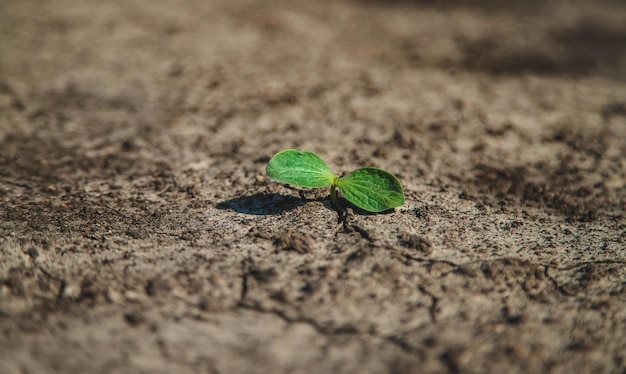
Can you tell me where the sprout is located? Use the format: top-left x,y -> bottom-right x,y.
266,149 -> 404,213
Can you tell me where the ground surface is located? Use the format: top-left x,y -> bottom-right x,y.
1,0 -> 626,373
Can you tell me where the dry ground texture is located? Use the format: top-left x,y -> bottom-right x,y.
1,0 -> 626,373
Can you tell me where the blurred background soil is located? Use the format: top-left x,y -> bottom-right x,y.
1,0 -> 625,373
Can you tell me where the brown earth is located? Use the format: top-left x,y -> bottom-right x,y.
1,0 -> 626,373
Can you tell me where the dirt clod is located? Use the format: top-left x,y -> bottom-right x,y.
274,231 -> 316,253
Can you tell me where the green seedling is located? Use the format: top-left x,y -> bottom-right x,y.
266,149 -> 405,213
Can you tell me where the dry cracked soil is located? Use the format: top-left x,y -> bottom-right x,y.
1,0 -> 626,373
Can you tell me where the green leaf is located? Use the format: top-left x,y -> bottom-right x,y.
337,167 -> 405,212
266,149 -> 336,188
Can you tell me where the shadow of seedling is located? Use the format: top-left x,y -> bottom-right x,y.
216,193 -> 304,215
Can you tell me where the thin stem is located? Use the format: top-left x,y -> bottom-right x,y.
330,184 -> 338,209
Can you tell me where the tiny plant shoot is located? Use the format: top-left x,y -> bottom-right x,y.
266,149 -> 405,213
